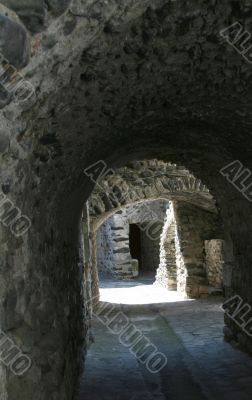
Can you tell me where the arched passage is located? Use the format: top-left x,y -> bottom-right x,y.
0,1 -> 252,399
87,160 -> 225,298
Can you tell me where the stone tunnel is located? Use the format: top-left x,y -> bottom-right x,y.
0,0 -> 252,399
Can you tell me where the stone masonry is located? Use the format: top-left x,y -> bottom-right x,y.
204,239 -> 225,289
96,200 -> 168,279
0,0 -> 252,398
156,201 -> 224,298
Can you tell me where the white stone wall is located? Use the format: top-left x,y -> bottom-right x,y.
156,204 -> 177,290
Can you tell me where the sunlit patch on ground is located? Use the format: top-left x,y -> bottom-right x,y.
99,277 -> 193,305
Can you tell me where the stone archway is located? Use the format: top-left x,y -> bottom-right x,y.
0,1 -> 252,399
95,199 -> 168,279
87,160 -> 225,298
88,160 -> 216,230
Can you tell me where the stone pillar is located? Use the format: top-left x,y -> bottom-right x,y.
110,213 -> 133,278
175,222 -> 188,297
173,201 -> 223,298
204,239 -> 224,289
155,204 -> 177,290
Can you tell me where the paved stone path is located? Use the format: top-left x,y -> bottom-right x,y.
79,280 -> 252,400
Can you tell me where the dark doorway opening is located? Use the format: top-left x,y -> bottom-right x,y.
129,224 -> 142,271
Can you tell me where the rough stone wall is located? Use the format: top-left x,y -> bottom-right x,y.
89,229 -> 100,306
96,220 -> 113,277
89,160 -> 215,228
82,202 -> 95,314
0,0 -> 252,397
175,222 -> 188,297
96,212 -> 128,278
222,239 -> 235,298
0,0 -> 71,32
174,201 -> 223,298
156,201 -> 223,296
156,204 -> 177,290
204,239 -> 225,289
96,200 -> 167,279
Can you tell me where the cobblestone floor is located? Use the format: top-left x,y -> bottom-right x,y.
79,279 -> 252,400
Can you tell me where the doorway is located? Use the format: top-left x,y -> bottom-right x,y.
129,223 -> 142,272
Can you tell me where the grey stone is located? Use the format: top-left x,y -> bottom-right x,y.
63,14 -> 77,36
0,14 -> 30,68
0,131 -> 9,152
0,0 -> 252,398
89,161 -> 215,220
96,200 -> 167,279
0,87 -> 12,109
1,0 -> 46,32
46,0 -> 71,16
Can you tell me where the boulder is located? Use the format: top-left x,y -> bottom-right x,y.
0,14 -> 30,67
1,0 -> 46,32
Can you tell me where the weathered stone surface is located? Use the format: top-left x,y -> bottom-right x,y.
156,204 -> 177,290
0,88 -> 11,109
0,131 -> 9,152
174,201 -> 224,298
204,239 -> 224,289
0,14 -> 29,67
156,200 -> 224,298
90,160 -> 216,229
96,200 -> 167,279
46,0 -> 71,16
0,0 -> 252,398
1,0 -> 46,32
80,295 -> 252,399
